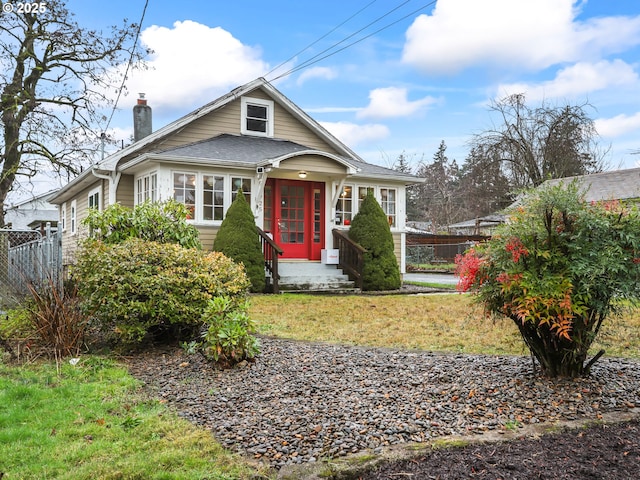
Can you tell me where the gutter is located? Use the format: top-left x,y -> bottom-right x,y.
92,167 -> 122,205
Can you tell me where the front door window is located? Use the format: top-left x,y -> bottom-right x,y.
279,184 -> 305,244
264,179 -> 324,260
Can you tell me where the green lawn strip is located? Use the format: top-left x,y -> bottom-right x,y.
404,280 -> 457,290
0,357 -> 266,480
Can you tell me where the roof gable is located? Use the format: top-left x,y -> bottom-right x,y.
97,77 -> 362,172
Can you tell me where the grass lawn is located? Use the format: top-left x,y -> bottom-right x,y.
0,356 -> 268,480
249,293 -> 640,359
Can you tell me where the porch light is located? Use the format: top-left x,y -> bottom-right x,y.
298,171 -> 307,179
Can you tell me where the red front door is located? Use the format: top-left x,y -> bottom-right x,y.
264,179 -> 324,260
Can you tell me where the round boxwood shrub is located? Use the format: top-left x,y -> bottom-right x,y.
73,238 -> 250,345
213,190 -> 266,293
348,192 -> 401,291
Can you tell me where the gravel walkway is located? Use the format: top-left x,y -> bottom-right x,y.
124,337 -> 640,470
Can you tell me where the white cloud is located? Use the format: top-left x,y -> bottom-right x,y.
119,21 -> 269,110
296,66 -> 337,85
595,112 -> 640,138
357,87 -> 438,119
320,121 -> 390,147
402,0 -> 640,74
497,60 -> 639,102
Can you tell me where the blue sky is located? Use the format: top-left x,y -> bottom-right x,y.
43,0 -> 640,184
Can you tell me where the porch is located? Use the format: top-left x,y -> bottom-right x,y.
259,227 -> 364,293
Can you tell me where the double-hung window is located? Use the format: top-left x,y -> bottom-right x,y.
203,175 -> 224,221
137,172 -> 157,203
232,177 -> 252,204
380,188 -> 397,227
241,97 -> 274,137
335,185 -> 353,225
358,186 -> 375,209
173,172 -> 196,219
170,173 -> 252,222
60,203 -> 67,232
88,187 -> 101,211
70,200 -> 77,235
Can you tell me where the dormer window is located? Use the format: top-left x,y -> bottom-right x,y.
241,96 -> 274,137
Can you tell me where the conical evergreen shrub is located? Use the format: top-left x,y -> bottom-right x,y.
348,192 -> 401,291
213,191 -> 266,292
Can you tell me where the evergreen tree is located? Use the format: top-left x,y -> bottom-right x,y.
349,192 -> 401,291
213,191 -> 265,292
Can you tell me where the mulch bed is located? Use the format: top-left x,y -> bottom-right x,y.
361,419 -> 640,479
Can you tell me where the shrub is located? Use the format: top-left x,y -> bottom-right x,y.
200,296 -> 260,364
25,279 -> 88,357
73,238 -> 250,345
213,190 -> 265,292
348,192 -> 401,291
456,182 -> 640,377
83,199 -> 201,248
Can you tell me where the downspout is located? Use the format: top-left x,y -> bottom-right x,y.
92,168 -> 122,205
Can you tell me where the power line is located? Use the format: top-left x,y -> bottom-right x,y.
264,0 -> 378,79
103,0 -> 149,134
269,0 -> 437,82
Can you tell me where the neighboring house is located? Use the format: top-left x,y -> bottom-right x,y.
446,214 -> 506,236
48,77 -> 420,289
542,167 -> 640,203
4,191 -> 59,232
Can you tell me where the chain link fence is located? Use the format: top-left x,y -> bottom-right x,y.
0,225 -> 62,309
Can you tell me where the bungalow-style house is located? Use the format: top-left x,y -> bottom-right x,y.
49,77 -> 420,291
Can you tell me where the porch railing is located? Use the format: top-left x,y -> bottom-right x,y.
332,229 -> 365,290
257,227 -> 283,293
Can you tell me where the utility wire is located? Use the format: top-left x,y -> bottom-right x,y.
270,0 -> 437,82
265,0 -> 378,79
103,0 -> 149,134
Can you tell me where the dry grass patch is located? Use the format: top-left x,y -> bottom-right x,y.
250,293 -> 640,358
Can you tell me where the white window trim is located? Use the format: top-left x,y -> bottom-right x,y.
169,171 -> 253,225
135,171 -> 158,204
70,200 -> 77,236
241,96 -> 274,137
61,203 -> 67,232
88,186 -> 101,211
333,183 -> 401,230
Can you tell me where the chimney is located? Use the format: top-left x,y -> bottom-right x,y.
133,93 -> 152,141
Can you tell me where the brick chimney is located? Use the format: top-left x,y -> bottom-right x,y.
133,93 -> 152,141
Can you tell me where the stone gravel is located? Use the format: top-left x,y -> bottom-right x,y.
124,337 -> 640,470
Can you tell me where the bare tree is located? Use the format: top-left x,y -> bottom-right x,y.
472,94 -> 607,190
0,0 -> 147,225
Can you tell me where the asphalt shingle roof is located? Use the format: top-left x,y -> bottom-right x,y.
158,134 -> 418,181
543,168 -> 640,202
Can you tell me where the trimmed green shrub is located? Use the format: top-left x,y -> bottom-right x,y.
349,192 -> 401,291
73,238 -> 250,345
83,199 -> 201,248
213,191 -> 265,292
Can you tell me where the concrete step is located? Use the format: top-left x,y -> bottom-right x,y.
274,262 -> 359,293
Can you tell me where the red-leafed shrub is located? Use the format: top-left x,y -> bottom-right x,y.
456,182 -> 640,377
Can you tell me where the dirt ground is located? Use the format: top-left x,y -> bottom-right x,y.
361,419 -> 640,480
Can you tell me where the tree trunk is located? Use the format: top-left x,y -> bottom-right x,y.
512,315 -> 594,378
